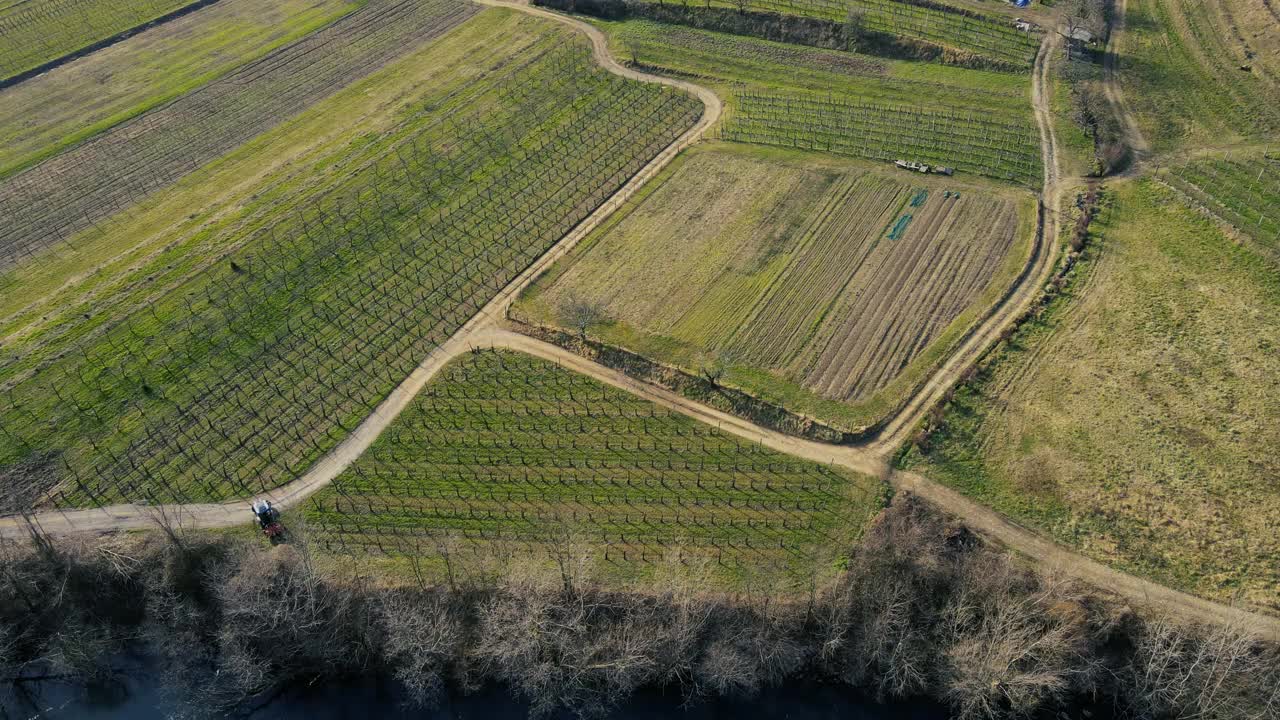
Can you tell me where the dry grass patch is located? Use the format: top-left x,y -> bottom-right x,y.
903,180 -> 1280,613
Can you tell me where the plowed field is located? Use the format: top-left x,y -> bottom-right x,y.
516,144 -> 1029,431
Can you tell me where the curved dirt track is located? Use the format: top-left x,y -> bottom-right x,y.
1101,0 -> 1151,166
0,0 -> 722,539
866,34 -> 1063,455
4,2 -> 1277,638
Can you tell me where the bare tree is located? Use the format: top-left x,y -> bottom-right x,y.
559,294 -> 608,341
212,544 -> 374,702
936,559 -> 1099,720
1121,618 -> 1280,720
699,348 -> 740,388
380,590 -> 465,709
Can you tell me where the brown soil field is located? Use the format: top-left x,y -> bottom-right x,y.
516,143 -> 1031,431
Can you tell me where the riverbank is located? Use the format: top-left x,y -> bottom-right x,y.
4,669 -> 960,719
1,495 -> 1276,720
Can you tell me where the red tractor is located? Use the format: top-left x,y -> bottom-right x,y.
252,499 -> 287,545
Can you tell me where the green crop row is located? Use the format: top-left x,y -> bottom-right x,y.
1163,153 -> 1280,255
0,41 -> 703,508
306,351 -> 886,575
0,0 -> 190,80
721,89 -> 1041,186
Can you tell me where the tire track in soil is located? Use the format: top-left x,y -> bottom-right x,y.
3,8 -> 1277,637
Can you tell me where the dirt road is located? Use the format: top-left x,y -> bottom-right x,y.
4,3 -> 1276,638
1102,0 -> 1151,164
865,34 -> 1063,455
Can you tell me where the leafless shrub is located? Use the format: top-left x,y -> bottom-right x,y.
470,538 -> 668,718
0,528 -> 142,685
212,544 -> 375,702
141,535 -> 242,707
936,558 -> 1098,720
379,590 -> 466,709
693,597 -> 808,699
820,495 -> 948,698
1121,618 -> 1280,720
473,586 -> 659,717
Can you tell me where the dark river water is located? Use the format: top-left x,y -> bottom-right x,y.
2,670 -> 952,720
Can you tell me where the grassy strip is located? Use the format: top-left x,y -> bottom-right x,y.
0,0 -> 357,179
0,0 -> 191,81
1118,0 -> 1280,152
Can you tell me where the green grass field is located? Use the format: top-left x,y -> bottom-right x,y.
1159,150 -> 1280,258
633,0 -> 1041,68
0,0 -> 354,179
0,8 -> 702,509
0,0 -> 192,81
1118,0 -> 1280,152
601,19 -> 1041,185
899,180 -> 1280,613
515,143 -> 1032,434
306,350 -> 887,588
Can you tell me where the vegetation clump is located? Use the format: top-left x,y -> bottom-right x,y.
3,498 -> 1278,719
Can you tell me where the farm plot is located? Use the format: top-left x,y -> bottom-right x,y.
0,0 -> 355,179
516,144 -> 1027,432
1119,0 -> 1280,152
0,0 -> 480,271
697,0 -> 1042,68
612,19 -> 1031,106
306,350 -> 885,585
1160,152 -> 1280,257
723,88 -> 1042,186
0,0 -> 189,81
899,180 -> 1280,613
1,8 -> 565,380
0,32 -> 703,508
602,21 -> 1039,185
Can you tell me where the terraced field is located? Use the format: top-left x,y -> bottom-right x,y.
0,11 -> 702,511
306,350 -> 886,584
899,180 -> 1280,613
0,0 -> 190,81
613,19 -> 1029,100
1160,151 -> 1280,257
0,0 -> 479,269
602,20 -> 1041,186
516,144 -> 1028,432
725,89 -> 1042,186
635,0 -> 1040,68
1119,0 -> 1280,151
0,0 -> 355,178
